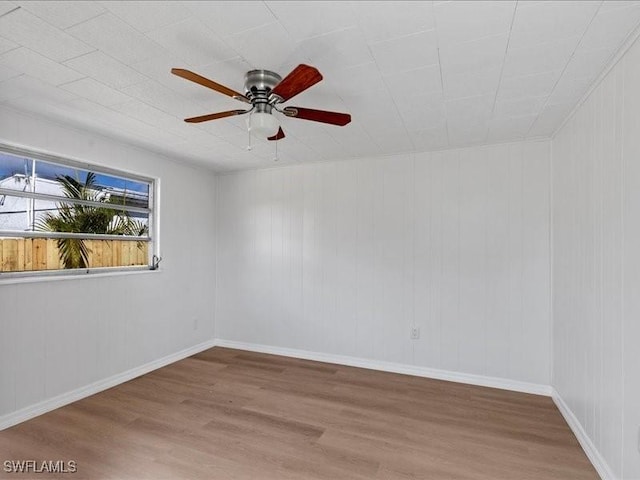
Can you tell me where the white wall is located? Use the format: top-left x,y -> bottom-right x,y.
552,35 -> 640,480
0,107 -> 217,422
216,140 -> 551,387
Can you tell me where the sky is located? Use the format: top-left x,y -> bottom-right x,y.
0,152 -> 149,194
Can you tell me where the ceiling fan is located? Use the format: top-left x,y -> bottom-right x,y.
171,64 -> 351,141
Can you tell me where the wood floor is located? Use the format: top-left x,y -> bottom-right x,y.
0,347 -> 597,479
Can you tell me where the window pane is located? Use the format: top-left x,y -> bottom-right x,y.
0,193 -> 30,231
34,160 -> 151,209
35,199 -> 150,237
0,196 -> 149,236
0,148 -> 153,274
0,236 -> 149,272
93,173 -> 150,209
0,154 -> 150,210
0,152 -> 34,193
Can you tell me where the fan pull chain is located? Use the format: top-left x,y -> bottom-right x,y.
274,138 -> 279,162
246,121 -> 252,151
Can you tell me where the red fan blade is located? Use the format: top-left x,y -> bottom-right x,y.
184,109 -> 249,123
171,68 -> 250,103
283,107 -> 351,126
267,127 -> 285,141
270,64 -> 322,102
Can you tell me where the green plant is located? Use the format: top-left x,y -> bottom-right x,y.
37,172 -> 148,269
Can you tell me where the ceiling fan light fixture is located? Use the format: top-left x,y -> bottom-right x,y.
249,112 -> 280,138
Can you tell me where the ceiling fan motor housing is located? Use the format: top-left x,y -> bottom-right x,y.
244,69 -> 282,114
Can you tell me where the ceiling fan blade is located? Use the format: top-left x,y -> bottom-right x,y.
283,107 -> 351,126
171,68 -> 250,103
270,64 -> 322,102
267,127 -> 286,141
184,109 -> 250,123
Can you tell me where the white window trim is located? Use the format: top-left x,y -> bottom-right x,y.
0,142 -> 160,279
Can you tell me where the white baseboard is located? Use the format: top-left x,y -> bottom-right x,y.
552,388 -> 615,480
0,339 -> 217,431
214,338 -> 552,396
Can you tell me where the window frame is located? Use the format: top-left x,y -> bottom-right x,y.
0,142 -> 159,279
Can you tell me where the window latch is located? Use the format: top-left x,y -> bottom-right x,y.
151,254 -> 162,270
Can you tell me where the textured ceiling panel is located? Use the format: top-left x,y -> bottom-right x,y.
0,0 -> 638,171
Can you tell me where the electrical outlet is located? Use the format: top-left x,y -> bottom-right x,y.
410,326 -> 420,340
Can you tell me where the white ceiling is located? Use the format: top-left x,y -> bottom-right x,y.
1,1 -> 639,171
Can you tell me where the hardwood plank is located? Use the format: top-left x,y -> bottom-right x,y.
1,238 -> 18,271
45,239 -> 59,270
103,241 -> 113,267
23,238 -> 32,271
16,239 -> 25,271
121,241 -> 130,266
136,243 -> 145,265
0,348 -> 598,479
33,238 -> 47,270
112,241 -> 121,267
91,240 -> 103,268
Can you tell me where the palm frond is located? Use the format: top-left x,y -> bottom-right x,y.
36,172 -> 147,269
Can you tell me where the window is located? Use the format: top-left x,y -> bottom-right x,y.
0,144 -> 157,277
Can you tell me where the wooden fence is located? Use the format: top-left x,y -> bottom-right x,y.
0,238 -> 148,272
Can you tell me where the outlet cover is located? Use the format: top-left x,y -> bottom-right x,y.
410,327 -> 420,340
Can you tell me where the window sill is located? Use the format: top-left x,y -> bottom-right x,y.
0,267 -> 161,286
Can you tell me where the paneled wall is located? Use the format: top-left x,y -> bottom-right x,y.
216,140 -> 551,386
552,35 -> 640,480
0,107 -> 217,421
